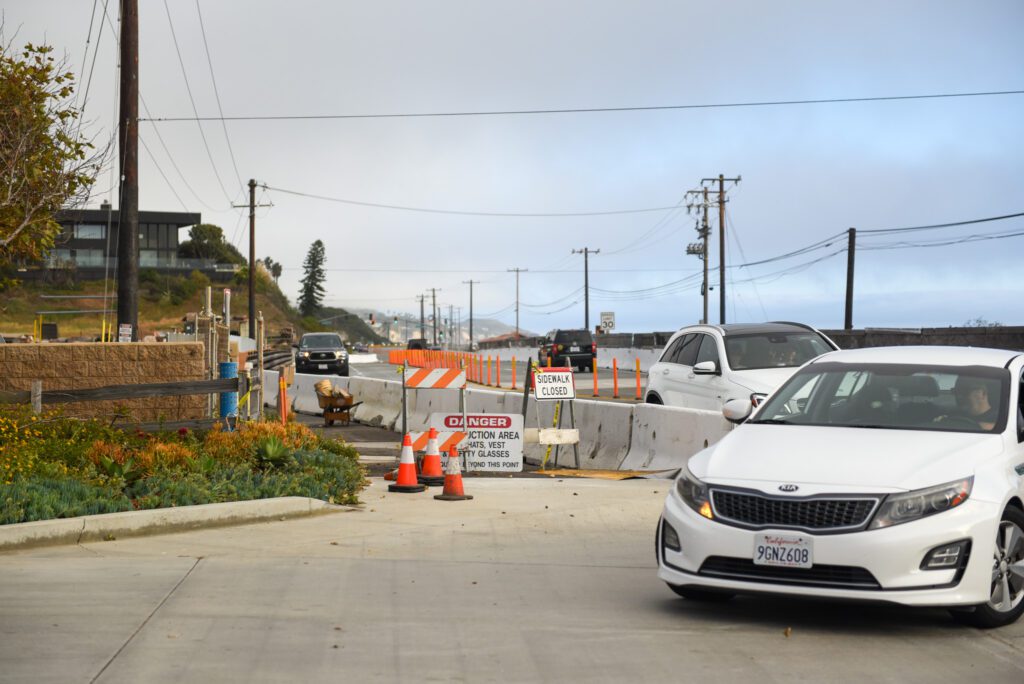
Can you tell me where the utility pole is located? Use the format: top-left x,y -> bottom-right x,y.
232,181 -> 271,338
416,295 -> 426,339
462,280 -> 478,348
247,179 -> 256,337
507,268 -> 527,340
455,306 -> 462,350
448,304 -> 454,348
702,174 -> 741,324
572,248 -> 599,332
685,187 -> 711,324
845,227 -> 856,330
430,288 -> 439,346
116,0 -> 139,341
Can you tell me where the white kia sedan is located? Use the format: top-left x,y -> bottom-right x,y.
657,345 -> 1024,627
645,322 -> 838,410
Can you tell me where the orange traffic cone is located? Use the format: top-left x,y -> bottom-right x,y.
389,434 -> 426,493
435,446 -> 473,501
418,427 -> 445,486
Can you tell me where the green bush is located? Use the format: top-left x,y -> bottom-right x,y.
0,478 -> 131,525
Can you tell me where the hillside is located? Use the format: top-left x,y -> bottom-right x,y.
0,270 -> 380,343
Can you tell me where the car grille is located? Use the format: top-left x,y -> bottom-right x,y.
711,490 -> 878,532
699,556 -> 880,590
310,352 -> 337,361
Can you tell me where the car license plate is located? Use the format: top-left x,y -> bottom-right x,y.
753,533 -> 813,568
318,364 -> 328,370
570,345 -> 580,352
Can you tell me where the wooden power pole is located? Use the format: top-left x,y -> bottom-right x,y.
116,0 -> 139,340
507,268 -> 527,340
845,227 -> 856,330
572,248 -> 599,332
702,174 -> 740,324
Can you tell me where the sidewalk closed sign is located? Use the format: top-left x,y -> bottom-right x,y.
533,368 -> 575,401
429,413 -> 523,472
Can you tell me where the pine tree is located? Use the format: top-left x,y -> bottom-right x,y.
298,240 -> 326,316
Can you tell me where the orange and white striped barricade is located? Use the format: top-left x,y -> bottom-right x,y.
401,365 -> 468,457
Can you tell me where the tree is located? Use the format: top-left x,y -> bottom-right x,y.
177,223 -> 246,265
262,255 -> 282,284
298,240 -> 326,316
0,42 -> 105,266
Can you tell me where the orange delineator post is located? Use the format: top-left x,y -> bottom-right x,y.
487,356 -> 493,386
511,357 -> 517,390
278,375 -> 288,425
547,355 -> 552,369
635,357 -> 642,401
496,356 -> 502,388
612,357 -> 619,398
592,357 -> 599,397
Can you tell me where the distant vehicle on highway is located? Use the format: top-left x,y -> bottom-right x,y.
645,322 -> 837,409
539,329 -> 596,372
406,338 -> 427,350
295,332 -> 349,376
658,344 -> 1024,628
353,342 -> 369,353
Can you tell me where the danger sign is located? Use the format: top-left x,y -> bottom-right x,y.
533,368 -> 575,401
429,413 -> 523,472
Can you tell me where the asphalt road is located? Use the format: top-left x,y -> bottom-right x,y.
350,356 -> 648,403
2,477 -> 1023,683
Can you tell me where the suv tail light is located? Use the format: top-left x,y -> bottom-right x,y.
556,344 -> 564,352
591,343 -> 596,354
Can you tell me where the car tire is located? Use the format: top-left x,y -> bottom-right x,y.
949,506 -> 1024,628
646,394 -> 663,405
338,364 -> 349,377
666,584 -> 736,602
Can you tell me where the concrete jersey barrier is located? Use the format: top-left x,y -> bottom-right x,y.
618,403 -> 733,472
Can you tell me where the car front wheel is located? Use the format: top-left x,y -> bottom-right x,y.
950,506 -> 1024,628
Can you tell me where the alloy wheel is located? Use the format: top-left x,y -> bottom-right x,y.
988,519 -> 1024,614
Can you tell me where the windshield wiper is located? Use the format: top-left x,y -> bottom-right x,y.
747,418 -> 793,425
839,423 -> 890,429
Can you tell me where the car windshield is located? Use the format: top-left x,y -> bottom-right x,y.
750,362 -> 1009,433
725,332 -> 833,370
301,334 -> 343,349
554,330 -> 592,345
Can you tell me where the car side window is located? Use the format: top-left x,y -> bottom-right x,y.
695,335 -> 720,368
660,336 -> 685,363
673,334 -> 700,366
1018,374 -> 1024,442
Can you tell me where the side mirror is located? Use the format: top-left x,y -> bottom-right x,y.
693,360 -> 718,375
723,398 -> 752,424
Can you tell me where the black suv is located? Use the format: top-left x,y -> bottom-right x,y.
296,333 -> 349,376
539,329 -> 596,371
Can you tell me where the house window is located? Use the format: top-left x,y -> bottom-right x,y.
74,223 -> 106,240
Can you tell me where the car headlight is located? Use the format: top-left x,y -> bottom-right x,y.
335,351 -> 347,359
868,477 -> 972,530
299,351 -> 309,359
675,468 -> 714,520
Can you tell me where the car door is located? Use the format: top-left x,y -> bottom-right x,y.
679,334 -> 729,409
656,333 -> 700,407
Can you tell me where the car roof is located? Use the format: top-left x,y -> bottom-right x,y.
676,322 -> 821,337
812,345 -> 1020,368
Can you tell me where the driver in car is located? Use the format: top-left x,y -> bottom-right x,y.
938,377 -> 998,430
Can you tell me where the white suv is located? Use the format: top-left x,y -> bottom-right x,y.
645,322 -> 838,410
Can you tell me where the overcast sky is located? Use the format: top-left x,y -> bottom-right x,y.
6,1 -> 1023,335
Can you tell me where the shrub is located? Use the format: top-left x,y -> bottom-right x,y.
0,477 -> 131,524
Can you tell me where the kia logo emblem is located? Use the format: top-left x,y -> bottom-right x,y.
778,484 -> 799,492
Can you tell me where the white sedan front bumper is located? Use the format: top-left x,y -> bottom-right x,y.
657,489 -> 1001,607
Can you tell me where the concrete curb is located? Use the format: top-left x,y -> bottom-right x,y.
0,496 -> 349,552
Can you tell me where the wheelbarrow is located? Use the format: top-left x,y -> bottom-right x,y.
314,380 -> 362,426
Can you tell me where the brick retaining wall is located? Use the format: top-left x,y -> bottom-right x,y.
0,342 -> 207,422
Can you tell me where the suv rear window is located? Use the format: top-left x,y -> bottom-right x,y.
553,330 -> 593,345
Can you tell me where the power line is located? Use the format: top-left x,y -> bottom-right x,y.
139,89 -> 1024,122
860,211 -> 1024,235
162,0 -> 234,203
260,184 -> 682,217
194,0 -> 244,190
139,133 -> 188,211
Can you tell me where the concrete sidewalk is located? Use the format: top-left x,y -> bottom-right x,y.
2,478 -> 1023,683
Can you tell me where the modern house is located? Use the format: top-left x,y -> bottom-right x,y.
35,202 -> 238,278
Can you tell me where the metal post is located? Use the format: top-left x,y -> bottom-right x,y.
256,311 -> 265,419
31,380 -> 42,415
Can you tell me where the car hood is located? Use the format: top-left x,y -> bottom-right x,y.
728,367 -> 798,394
690,424 -> 1003,494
